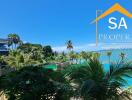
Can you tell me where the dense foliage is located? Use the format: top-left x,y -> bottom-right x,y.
0,34 -> 132,100
63,58 -> 132,100
0,66 -> 72,100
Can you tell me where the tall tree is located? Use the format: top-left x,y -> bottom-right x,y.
8,34 -> 14,49
107,51 -> 112,64
12,34 -> 20,49
68,51 -> 75,63
120,52 -> 125,61
8,33 -> 21,49
66,40 -> 73,51
43,45 -> 53,61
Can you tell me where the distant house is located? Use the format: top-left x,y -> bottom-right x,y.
0,38 -> 9,55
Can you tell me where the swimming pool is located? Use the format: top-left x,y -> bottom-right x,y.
43,64 -> 57,70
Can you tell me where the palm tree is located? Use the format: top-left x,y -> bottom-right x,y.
107,51 -> 112,64
4,50 -> 24,69
8,34 -> 14,49
120,52 -> 125,61
92,52 -> 100,60
74,53 -> 79,64
12,34 -> 20,49
68,51 -> 75,64
66,40 -> 73,51
80,51 -> 92,61
61,51 -> 68,62
8,33 -> 21,49
65,58 -> 132,100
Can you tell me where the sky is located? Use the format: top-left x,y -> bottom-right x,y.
0,0 -> 132,51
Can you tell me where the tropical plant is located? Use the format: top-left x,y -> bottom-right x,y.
0,66 -> 73,100
3,50 -> 24,69
43,45 -> 54,61
66,40 -> 73,51
17,43 -> 42,53
0,56 -> 7,68
55,52 -> 68,62
54,51 -> 58,57
92,52 -> 100,60
7,38 -> 13,49
107,51 -> 112,64
13,34 -> 20,49
80,51 -> 92,61
120,52 -> 126,61
8,34 -> 14,49
68,51 -> 78,64
8,33 -> 21,49
17,43 -> 45,65
65,58 -> 132,100
75,53 -> 80,64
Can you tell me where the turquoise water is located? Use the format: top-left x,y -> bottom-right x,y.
99,49 -> 132,87
99,49 -> 132,63
43,64 -> 57,70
